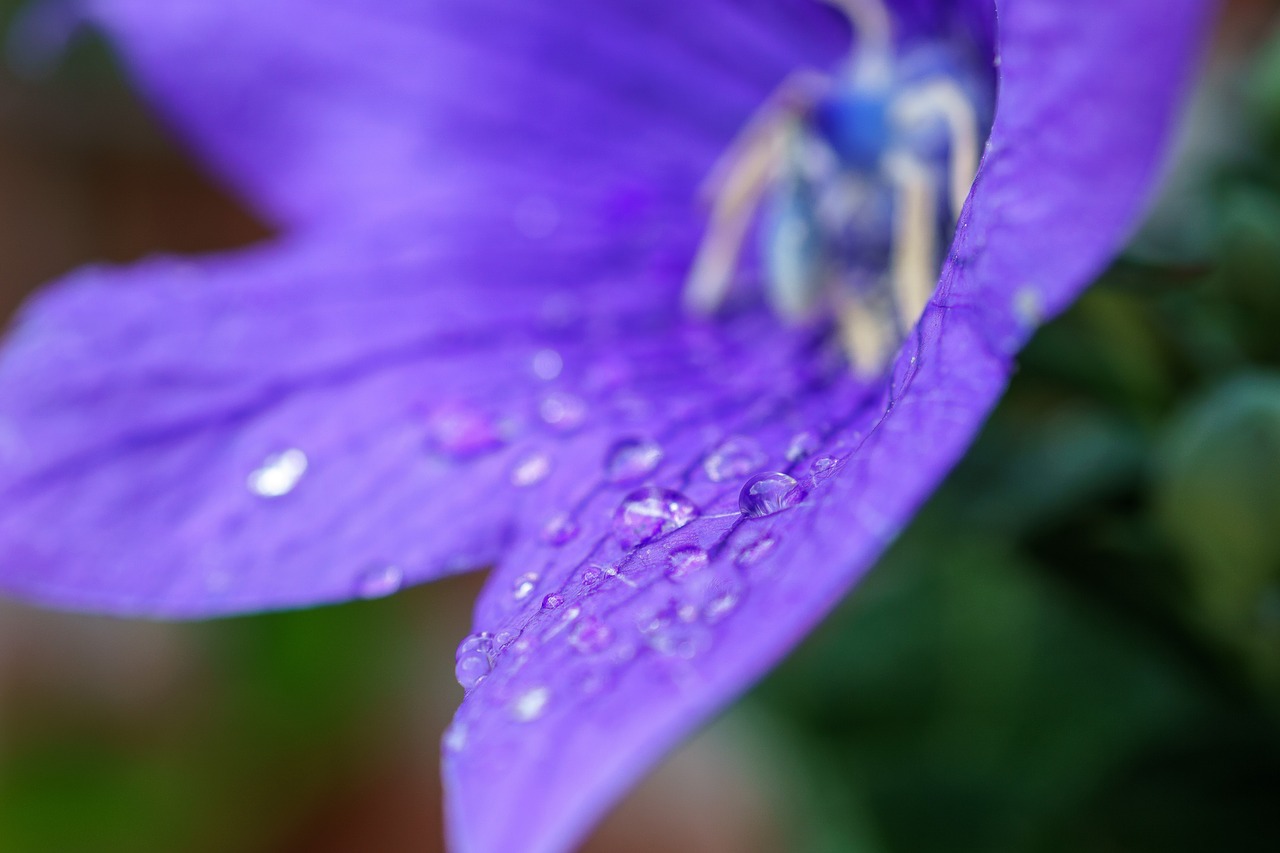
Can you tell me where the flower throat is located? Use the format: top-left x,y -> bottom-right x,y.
684,0 -> 993,376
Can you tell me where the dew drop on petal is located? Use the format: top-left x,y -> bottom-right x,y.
810,455 -> 841,482
454,632 -> 494,690
736,536 -> 777,568
739,472 -> 804,518
786,431 -> 819,462
541,513 -> 579,546
703,578 -> 744,625
539,392 -> 587,432
426,401 -> 504,457
512,572 -> 539,602
568,615 -> 613,654
581,565 -> 606,588
530,348 -> 563,381
703,436 -> 766,482
541,593 -> 564,610
613,487 -> 700,549
443,722 -> 467,752
511,451 -> 551,487
605,438 -> 663,483
355,563 -> 403,599
666,545 -> 709,582
511,686 -> 551,722
247,448 -> 308,497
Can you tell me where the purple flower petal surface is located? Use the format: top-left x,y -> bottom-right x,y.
441,2 -> 1210,852
78,0 -> 856,230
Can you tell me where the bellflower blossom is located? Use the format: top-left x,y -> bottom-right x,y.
0,1 -> 1207,852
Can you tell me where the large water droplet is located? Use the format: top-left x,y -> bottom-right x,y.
605,438 -> 663,483
247,448 -> 308,497
569,615 -> 613,654
454,632 -> 494,690
426,401 -> 504,457
666,545 -> 709,582
739,472 -> 804,518
613,487 -> 700,549
512,572 -> 539,601
703,436 -> 766,483
511,452 -> 551,487
355,563 -> 404,599
511,686 -> 551,722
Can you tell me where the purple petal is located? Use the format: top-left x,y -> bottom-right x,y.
78,0 -> 848,229
442,2 -> 1210,852
0,212 -> 699,616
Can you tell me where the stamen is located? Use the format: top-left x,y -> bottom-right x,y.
883,152 -> 940,332
684,73 -> 826,314
892,79 -> 980,221
835,288 -> 899,378
821,0 -> 893,63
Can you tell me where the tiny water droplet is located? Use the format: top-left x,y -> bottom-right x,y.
511,686 -> 551,722
355,563 -> 403,599
703,436 -> 766,482
541,513 -> 579,546
703,579 -> 744,625
810,455 -> 840,482
512,572 -> 539,601
454,632 -> 494,690
530,348 -> 563,381
638,602 -> 710,659
539,392 -> 587,431
613,487 -> 700,549
605,438 -> 663,483
736,536 -> 776,568
569,615 -> 613,654
541,593 -> 564,610
581,565 -> 606,588
511,451 -> 551,487
247,448 -> 308,497
666,545 -> 709,582
494,629 -> 522,649
739,472 -> 804,518
426,401 -> 505,457
786,432 -> 819,462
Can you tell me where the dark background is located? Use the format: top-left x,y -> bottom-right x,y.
1,1 -> 1278,851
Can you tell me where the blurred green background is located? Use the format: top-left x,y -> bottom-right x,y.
2,1 -> 1279,851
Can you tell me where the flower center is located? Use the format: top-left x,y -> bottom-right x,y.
684,0 -> 993,376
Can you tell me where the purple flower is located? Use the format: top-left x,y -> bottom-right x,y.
0,1 -> 1207,851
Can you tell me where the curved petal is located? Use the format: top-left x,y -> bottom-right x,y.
77,0 -> 848,230
442,1 -> 1210,852
0,208 -> 705,616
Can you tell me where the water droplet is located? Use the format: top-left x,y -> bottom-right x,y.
247,448 -> 307,497
736,536 -> 777,568
426,401 -> 504,457
666,545 -> 709,582
569,615 -> 613,654
541,593 -> 565,610
638,601 -> 710,659
355,563 -> 403,599
494,629 -> 522,649
613,487 -> 700,549
511,686 -> 551,722
454,632 -> 494,690
581,565 -> 606,588
530,348 -> 563,380
786,432 -> 819,462
605,438 -> 663,483
541,513 -> 579,546
810,455 -> 840,482
739,472 -> 804,518
703,576 -> 744,625
510,451 -> 551,487
539,392 -> 587,431
703,436 -> 766,482
512,572 -> 539,601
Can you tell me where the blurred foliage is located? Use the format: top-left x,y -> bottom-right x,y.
2,5 -> 1280,853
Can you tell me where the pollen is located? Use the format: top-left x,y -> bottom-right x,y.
685,0 -> 993,377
